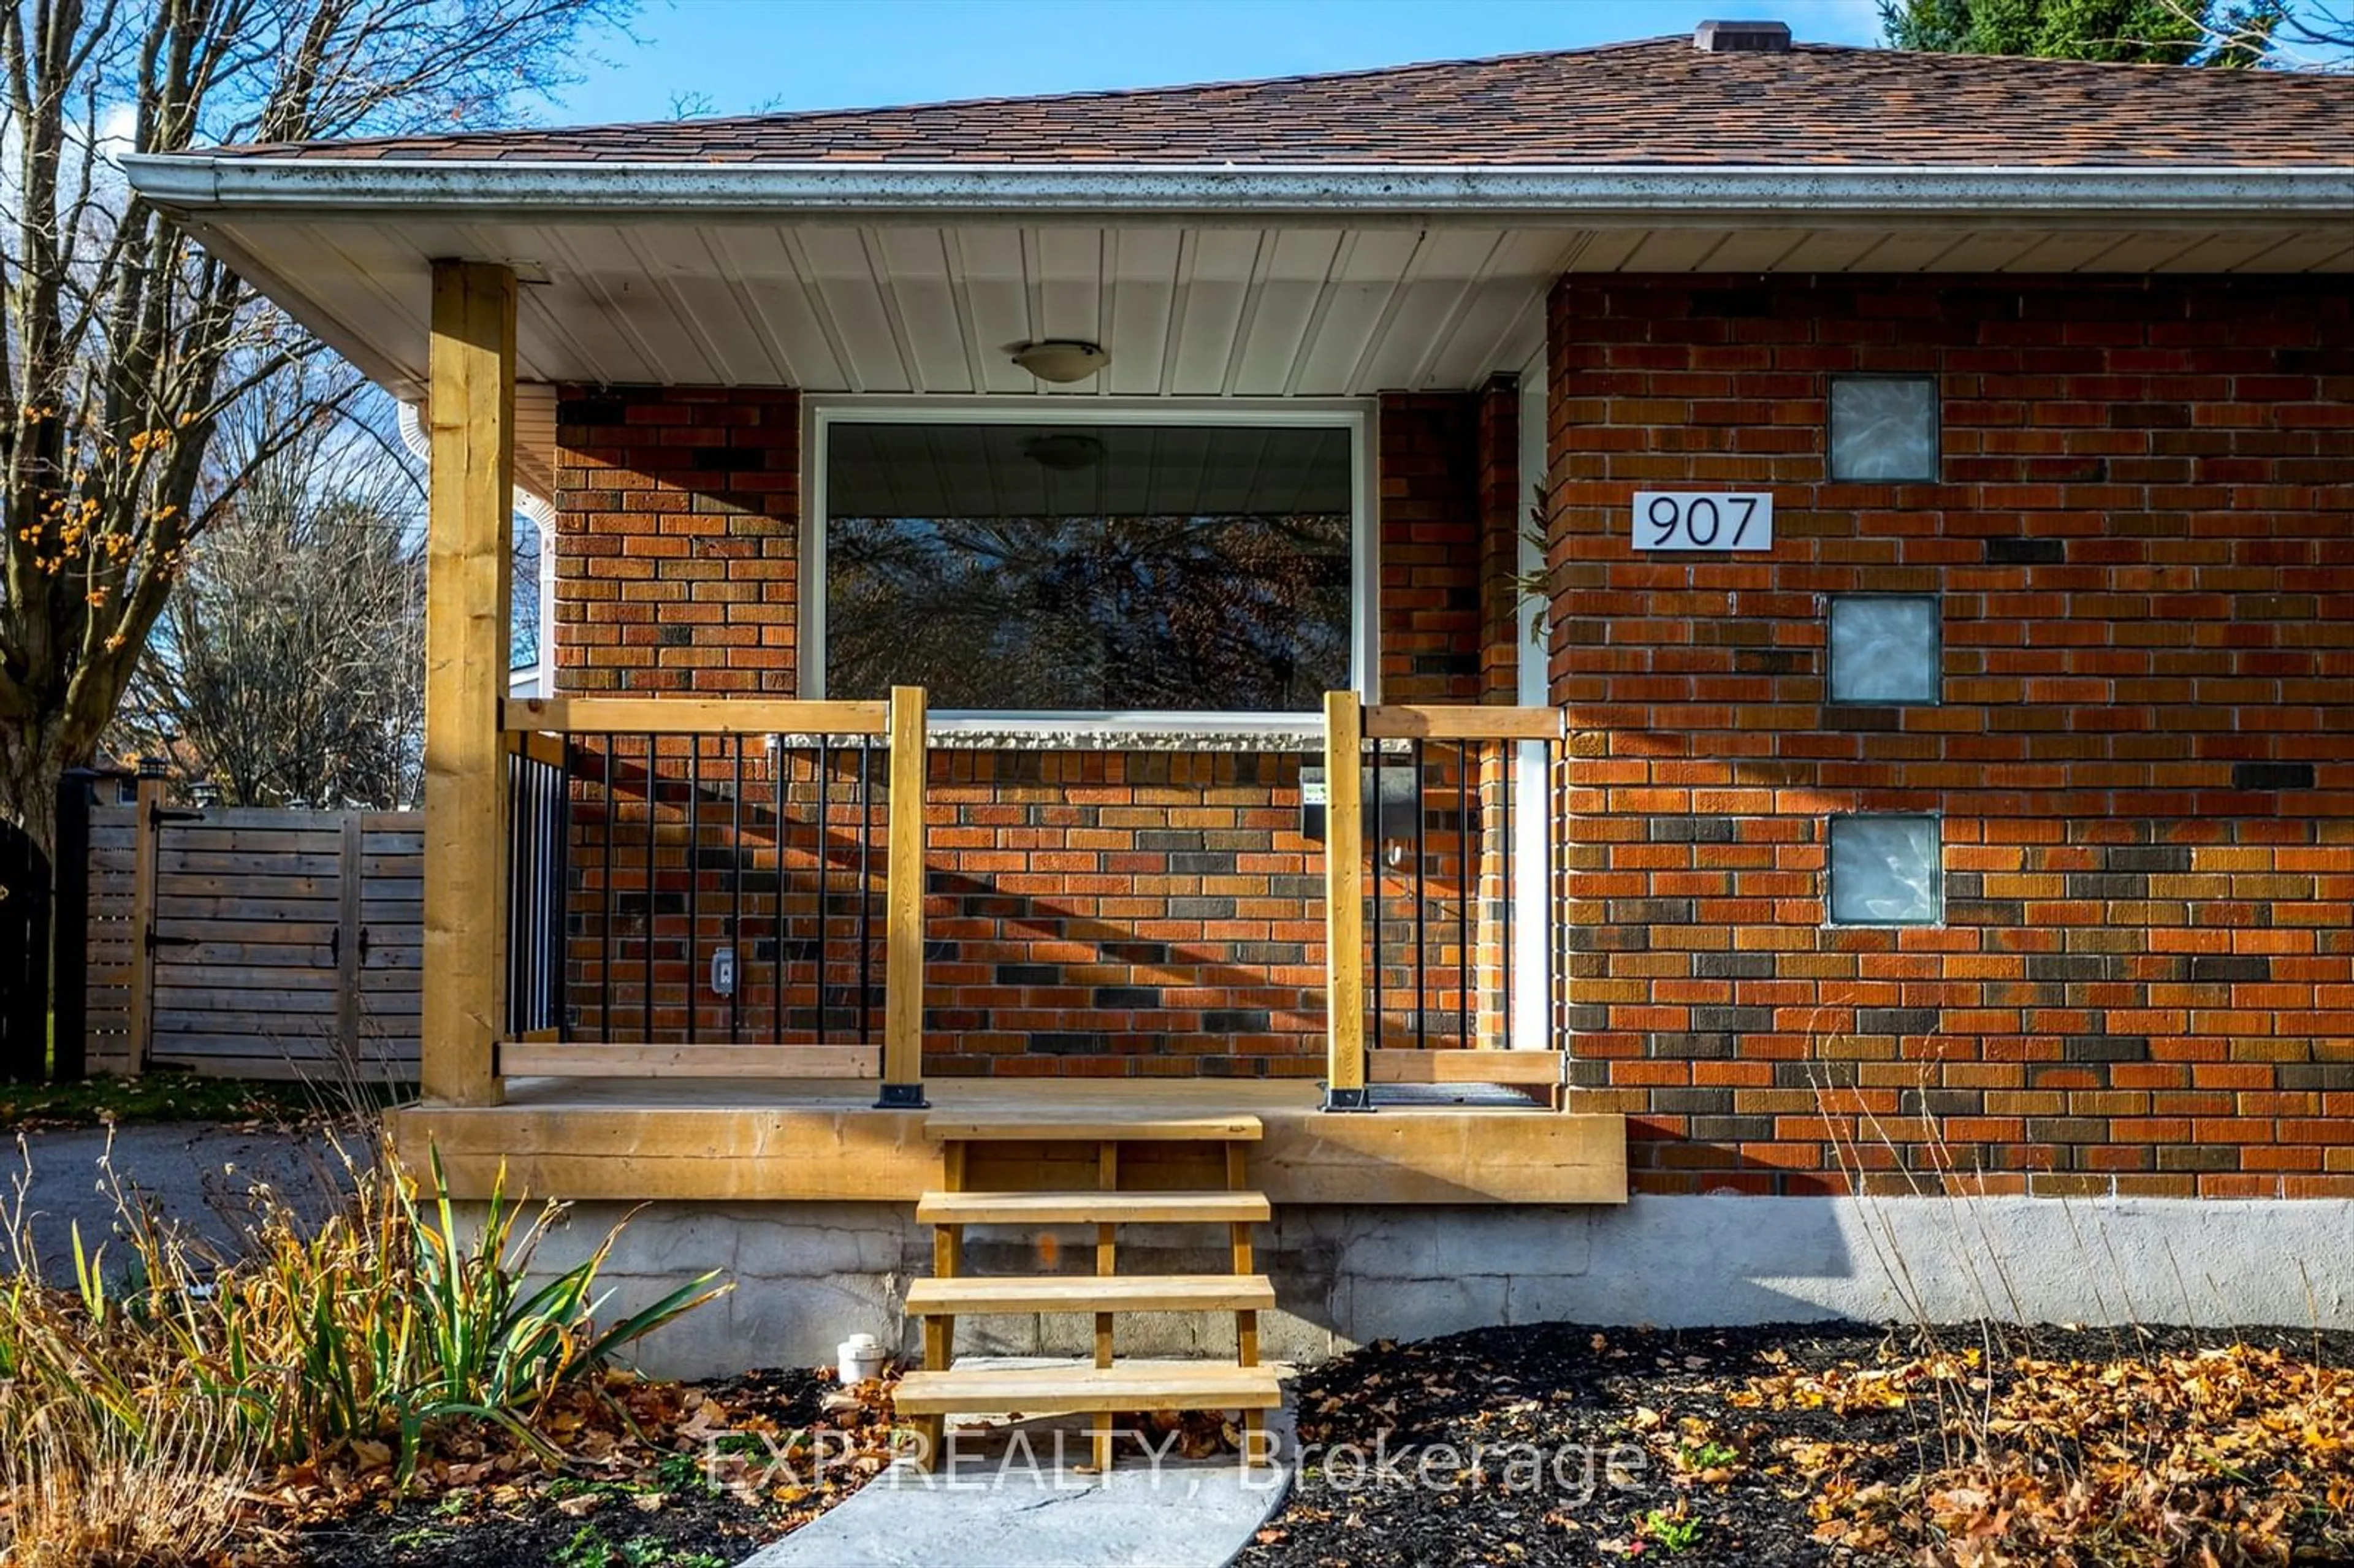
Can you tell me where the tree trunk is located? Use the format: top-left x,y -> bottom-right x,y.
0,716 -> 74,866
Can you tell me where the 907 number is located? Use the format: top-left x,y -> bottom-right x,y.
1630,491 -> 1773,552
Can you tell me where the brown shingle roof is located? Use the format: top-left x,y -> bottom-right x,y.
210,37 -> 2354,167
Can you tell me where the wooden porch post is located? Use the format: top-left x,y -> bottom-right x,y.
421,259 -> 517,1107
876,684 -> 929,1108
1322,690 -> 1371,1110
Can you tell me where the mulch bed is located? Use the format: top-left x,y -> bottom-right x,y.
1233,1321 -> 2354,1568
260,1321 -> 2354,1566
288,1368 -> 891,1568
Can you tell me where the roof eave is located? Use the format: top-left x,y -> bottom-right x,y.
123,153 -> 2354,222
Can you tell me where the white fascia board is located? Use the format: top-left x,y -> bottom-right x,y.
122,154 -> 2354,222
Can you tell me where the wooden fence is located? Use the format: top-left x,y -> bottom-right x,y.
86,802 -> 422,1080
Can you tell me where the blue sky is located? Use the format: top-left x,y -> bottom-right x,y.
560,0 -> 1886,125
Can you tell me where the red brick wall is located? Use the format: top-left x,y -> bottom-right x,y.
1548,274 -> 2354,1197
924,749 -> 1324,1079
1476,373 -> 1527,706
553,386 -> 799,694
552,389 -> 1507,1075
1377,395 -> 1484,704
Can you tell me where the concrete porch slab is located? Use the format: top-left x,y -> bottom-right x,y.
736,1364 -> 1296,1568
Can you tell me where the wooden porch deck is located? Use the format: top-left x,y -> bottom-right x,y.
389,1076 -> 1626,1206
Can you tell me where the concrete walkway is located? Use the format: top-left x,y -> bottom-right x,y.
739,1387 -> 1295,1568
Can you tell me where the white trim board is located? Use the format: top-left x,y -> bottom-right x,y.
1512,362 -> 1552,1052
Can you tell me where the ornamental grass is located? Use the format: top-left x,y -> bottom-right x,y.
0,1132 -> 726,1565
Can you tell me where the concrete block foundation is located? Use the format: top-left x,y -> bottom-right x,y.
503,1195 -> 2354,1380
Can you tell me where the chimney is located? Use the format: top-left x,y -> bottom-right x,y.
1693,19 -> 1793,52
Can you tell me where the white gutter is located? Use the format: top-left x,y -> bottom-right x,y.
122,154 -> 2354,221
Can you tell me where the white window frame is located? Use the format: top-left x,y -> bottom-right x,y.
802,395 -> 1377,734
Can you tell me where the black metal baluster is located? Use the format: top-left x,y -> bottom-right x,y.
600,735 -> 614,1041
505,755 -> 521,1033
686,739 -> 701,1046
857,737 -> 874,1047
547,761 -> 560,1027
729,734 -> 744,1045
522,759 -> 535,1031
505,755 -> 519,1033
1457,739 -> 1471,1051
1413,738 -> 1428,1049
522,761 -> 536,1030
558,740 -> 574,1044
643,732 -> 657,1044
528,758 -> 540,1030
817,732 -> 831,1048
533,759 -> 546,1029
528,755 -> 539,1032
534,761 -> 549,1029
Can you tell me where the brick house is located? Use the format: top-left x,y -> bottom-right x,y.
128,24 -> 2354,1393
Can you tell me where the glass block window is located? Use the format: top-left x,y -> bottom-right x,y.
1828,596 -> 1941,706
1829,377 -> 1938,482
1829,815 -> 1943,926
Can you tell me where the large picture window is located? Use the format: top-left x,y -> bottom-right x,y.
816,414 -> 1362,716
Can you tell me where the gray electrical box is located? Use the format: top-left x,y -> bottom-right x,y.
1298,762 -> 1420,844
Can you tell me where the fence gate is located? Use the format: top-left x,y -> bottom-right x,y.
85,802 -> 422,1080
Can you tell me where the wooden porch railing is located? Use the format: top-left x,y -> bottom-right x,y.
1322,692 -> 1571,1111
497,687 -> 931,1110
467,682 -> 1564,1113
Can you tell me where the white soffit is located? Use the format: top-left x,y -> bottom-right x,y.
175,211 -> 2354,413
194,215 -> 1582,402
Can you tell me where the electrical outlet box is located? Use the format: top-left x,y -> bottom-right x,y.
1298,763 -> 1419,843
710,946 -> 736,997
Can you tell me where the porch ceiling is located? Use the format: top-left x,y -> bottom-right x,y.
165,213 -> 2354,422
188,216 -> 1574,403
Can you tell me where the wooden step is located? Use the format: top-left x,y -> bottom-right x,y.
924,1111 -> 1263,1143
906,1273 -> 1276,1316
893,1361 -> 1282,1417
917,1189 -> 1270,1225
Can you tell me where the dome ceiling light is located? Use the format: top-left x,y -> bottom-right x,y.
1011,340 -> 1109,383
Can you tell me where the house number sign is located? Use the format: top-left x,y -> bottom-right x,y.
1631,491 -> 1773,552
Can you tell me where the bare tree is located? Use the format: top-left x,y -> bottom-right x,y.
512,515 -> 544,676
116,368 -> 426,808
0,0 -> 629,858
2274,0 -> 2354,62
